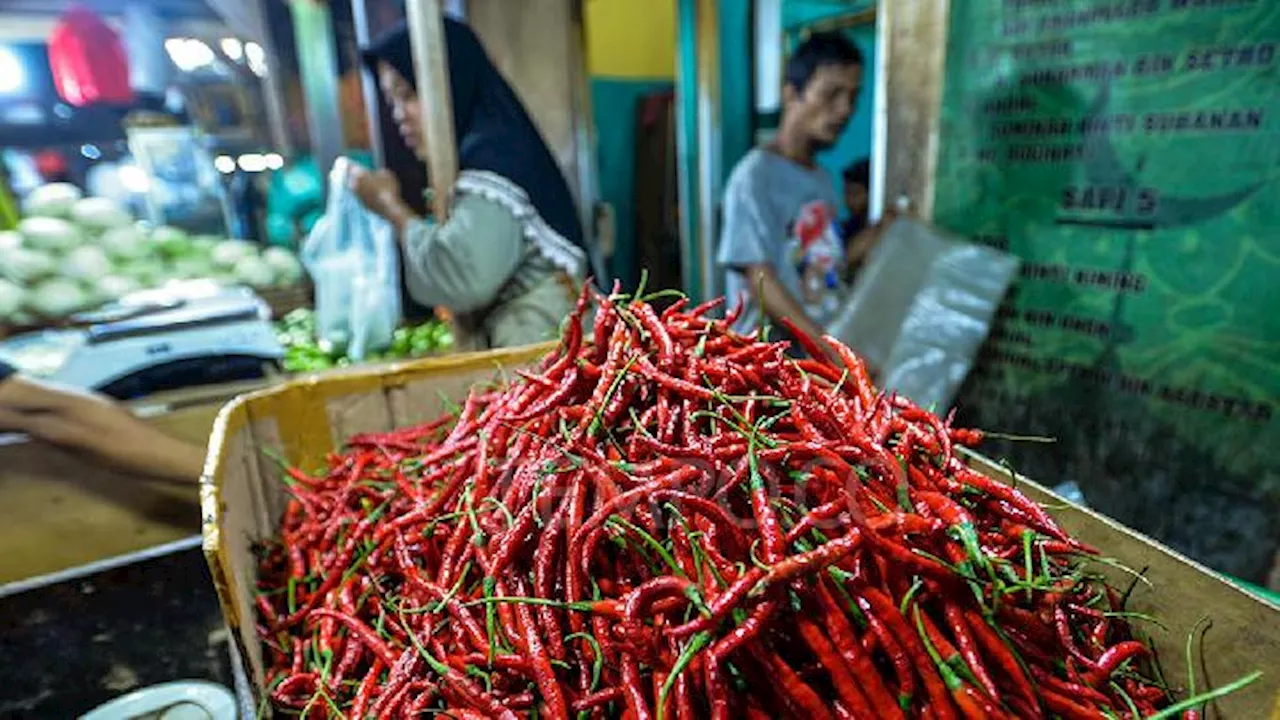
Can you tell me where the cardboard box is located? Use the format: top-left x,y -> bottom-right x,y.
200,344 -> 1280,717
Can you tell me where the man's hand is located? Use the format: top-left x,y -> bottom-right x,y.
740,264 -> 841,364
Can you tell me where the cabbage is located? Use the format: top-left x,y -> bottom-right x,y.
170,257 -> 215,280
0,230 -> 21,253
27,278 -> 91,317
212,239 -> 258,269
71,197 -> 133,234
18,216 -> 83,253
232,255 -> 274,287
100,225 -> 151,261
188,236 -> 219,259
130,262 -> 169,287
1,248 -> 56,283
262,247 -> 304,286
95,275 -> 142,300
153,225 -> 192,258
0,279 -> 23,319
65,245 -> 113,281
23,183 -> 83,219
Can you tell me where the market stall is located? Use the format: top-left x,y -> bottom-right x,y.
203,291 -> 1280,718
4,0 -> 1279,716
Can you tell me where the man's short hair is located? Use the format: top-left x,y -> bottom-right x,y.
786,32 -> 864,94
844,159 -> 871,188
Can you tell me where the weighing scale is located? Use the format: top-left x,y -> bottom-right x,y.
0,281 -> 283,400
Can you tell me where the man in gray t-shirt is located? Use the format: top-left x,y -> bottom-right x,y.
717,32 -> 866,348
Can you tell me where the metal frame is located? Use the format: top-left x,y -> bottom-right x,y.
288,0 -> 344,181
869,0 -> 888,222
567,0 -> 601,252
352,0 -> 387,168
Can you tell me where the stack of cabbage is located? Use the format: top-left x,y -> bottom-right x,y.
0,183 -> 305,325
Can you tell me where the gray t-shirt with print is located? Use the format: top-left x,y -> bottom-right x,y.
716,148 -> 847,336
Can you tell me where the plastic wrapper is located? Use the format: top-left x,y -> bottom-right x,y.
826,218 -> 1018,412
301,158 -> 402,362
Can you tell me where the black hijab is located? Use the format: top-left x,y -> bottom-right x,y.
362,18 -> 586,253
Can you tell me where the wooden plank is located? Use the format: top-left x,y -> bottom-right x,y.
695,0 -> 722,303
879,0 -> 950,221
405,0 -> 458,221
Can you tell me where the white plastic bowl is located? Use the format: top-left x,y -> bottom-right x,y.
79,680 -> 236,720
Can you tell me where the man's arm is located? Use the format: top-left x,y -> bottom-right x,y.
0,374 -> 205,483
738,264 -> 838,362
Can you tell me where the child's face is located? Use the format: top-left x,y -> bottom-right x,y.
845,181 -> 869,219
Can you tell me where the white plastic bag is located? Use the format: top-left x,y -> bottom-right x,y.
826,218 -> 1019,412
301,158 -> 402,361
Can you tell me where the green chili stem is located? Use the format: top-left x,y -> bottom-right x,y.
1144,672 -> 1263,720
657,632 -> 713,720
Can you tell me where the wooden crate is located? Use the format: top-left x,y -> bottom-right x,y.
200,344 -> 1280,718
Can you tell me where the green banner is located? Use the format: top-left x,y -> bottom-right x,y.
934,0 -> 1280,581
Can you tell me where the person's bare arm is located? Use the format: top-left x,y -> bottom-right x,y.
0,376 -> 205,482
739,264 -> 839,362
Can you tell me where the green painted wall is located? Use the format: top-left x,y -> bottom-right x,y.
782,0 -> 874,28
719,0 -> 755,186
590,78 -> 675,288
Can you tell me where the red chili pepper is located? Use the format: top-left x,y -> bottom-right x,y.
308,609 -> 397,667
349,661 -> 384,720
761,646 -> 836,720
512,578 -> 570,720
255,294 -> 1176,720
1039,686 -> 1109,720
753,528 -> 862,594
861,589 -> 957,720
796,615 -> 876,716
1084,640 -> 1150,687
941,602 -> 1001,703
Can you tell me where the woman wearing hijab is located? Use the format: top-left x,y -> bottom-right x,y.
351,18 -> 590,350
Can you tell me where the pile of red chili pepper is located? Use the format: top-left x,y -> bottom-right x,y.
254,287 -> 1198,719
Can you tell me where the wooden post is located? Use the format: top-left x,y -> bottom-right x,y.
405,0 -> 458,221
351,0 -> 385,168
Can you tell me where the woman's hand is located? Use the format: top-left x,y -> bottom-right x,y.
349,166 -> 417,233
350,167 -> 400,212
